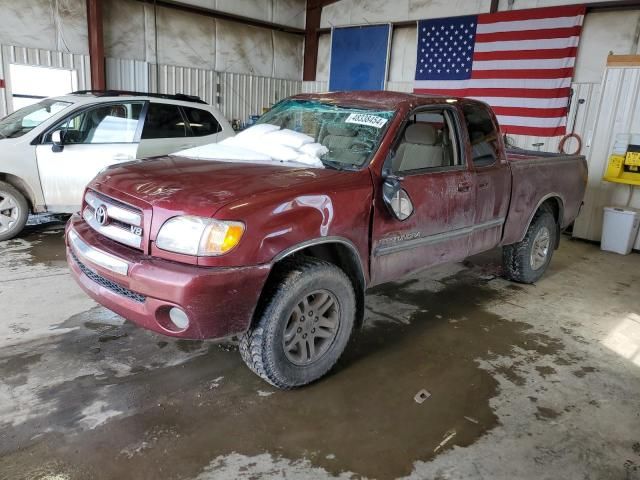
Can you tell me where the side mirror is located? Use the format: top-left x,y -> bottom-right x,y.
382,175 -> 414,221
51,130 -> 64,152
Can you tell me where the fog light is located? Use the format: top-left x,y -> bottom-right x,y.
169,307 -> 189,330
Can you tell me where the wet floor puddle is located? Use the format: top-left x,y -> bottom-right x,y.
0,221 -> 68,270
0,261 -> 568,480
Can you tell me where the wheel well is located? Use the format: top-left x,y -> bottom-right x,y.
0,173 -> 34,212
539,197 -> 563,248
541,197 -> 561,223
254,242 -> 366,330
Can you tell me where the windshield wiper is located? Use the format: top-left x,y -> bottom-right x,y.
321,159 -> 358,171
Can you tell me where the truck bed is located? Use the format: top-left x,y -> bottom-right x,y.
501,148 -> 588,246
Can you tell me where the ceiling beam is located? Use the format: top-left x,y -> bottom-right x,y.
135,0 -> 305,34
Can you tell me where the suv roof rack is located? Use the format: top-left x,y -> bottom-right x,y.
70,90 -> 207,105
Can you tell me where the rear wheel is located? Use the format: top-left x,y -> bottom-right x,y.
503,205 -> 557,284
239,256 -> 356,389
0,181 -> 29,241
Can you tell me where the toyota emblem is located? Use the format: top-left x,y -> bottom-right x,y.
95,205 -> 108,226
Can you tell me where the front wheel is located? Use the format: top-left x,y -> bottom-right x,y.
239,256 -> 356,389
502,205 -> 557,284
0,181 -> 29,241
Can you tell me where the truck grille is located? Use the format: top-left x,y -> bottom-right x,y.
83,190 -> 144,249
71,250 -> 146,303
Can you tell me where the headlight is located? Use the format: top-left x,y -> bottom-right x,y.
156,216 -> 245,256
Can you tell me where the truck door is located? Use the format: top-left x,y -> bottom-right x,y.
370,107 -> 476,286
35,101 -> 144,212
462,103 -> 512,255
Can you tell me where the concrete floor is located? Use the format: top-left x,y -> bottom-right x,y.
1,221 -> 639,480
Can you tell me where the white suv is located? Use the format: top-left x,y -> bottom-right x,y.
0,90 -> 233,240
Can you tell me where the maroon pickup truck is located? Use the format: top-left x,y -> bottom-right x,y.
65,92 -> 587,388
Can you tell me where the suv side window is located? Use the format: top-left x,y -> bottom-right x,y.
462,104 -> 500,167
182,106 -> 222,136
45,102 -> 143,144
392,110 -> 460,173
141,103 -> 187,139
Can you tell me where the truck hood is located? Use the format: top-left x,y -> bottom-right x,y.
91,156 -> 348,217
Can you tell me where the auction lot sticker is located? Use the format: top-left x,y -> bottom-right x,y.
345,113 -> 388,128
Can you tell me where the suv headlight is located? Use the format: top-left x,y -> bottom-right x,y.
156,216 -> 245,256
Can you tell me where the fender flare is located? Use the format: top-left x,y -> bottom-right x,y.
518,193 -> 565,245
273,236 -> 367,288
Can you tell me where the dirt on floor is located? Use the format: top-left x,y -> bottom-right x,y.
0,223 -> 639,480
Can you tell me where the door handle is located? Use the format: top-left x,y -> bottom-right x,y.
179,144 -> 196,149
458,182 -> 471,193
479,181 -> 489,190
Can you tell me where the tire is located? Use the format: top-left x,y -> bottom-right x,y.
239,256 -> 356,389
0,181 -> 29,241
503,205 -> 557,284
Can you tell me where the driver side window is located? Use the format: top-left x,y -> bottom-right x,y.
392,110 -> 460,173
44,102 -> 143,144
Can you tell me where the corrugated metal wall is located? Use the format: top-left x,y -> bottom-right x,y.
302,81 -> 328,93
573,67 -> 640,244
106,57 -> 149,92
107,59 -> 303,124
0,44 -> 91,117
216,71 -> 300,122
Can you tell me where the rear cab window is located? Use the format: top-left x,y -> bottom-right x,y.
462,103 -> 500,167
142,103 -> 187,139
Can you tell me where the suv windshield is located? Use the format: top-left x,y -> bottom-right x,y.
0,99 -> 71,139
256,99 -> 394,168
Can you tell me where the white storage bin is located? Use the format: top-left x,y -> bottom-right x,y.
601,206 -> 640,255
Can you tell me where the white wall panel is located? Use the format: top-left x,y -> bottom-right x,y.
103,0 -> 303,80
573,67 -> 640,243
104,0 -> 147,61
385,81 -> 413,93
321,0 -> 490,28
302,81 -> 328,93
316,34 -> 331,83
388,26 -> 417,83
106,57 -> 149,92
574,10 -> 640,83
0,0 -> 87,54
156,6 -> 216,69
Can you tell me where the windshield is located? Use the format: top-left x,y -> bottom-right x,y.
0,99 -> 72,139
256,99 -> 395,168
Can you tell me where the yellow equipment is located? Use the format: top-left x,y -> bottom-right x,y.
603,134 -> 640,186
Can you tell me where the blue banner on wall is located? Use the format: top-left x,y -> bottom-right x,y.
329,24 -> 390,91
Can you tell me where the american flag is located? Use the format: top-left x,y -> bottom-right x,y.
413,5 -> 586,137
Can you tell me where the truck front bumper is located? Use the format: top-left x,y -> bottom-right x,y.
65,214 -> 270,340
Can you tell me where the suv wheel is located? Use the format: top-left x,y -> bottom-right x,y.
239,256 -> 356,389
0,181 -> 29,241
502,204 -> 557,284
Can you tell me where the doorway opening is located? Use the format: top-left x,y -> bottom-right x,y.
9,64 -> 78,111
